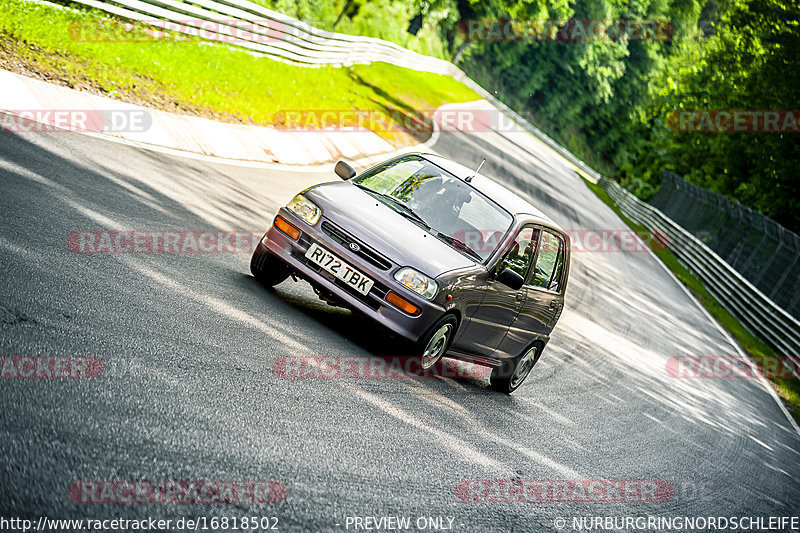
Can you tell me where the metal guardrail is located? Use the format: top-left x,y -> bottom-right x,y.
600,177 -> 800,361
64,0 -> 795,358
68,0 -> 460,69
651,171 -> 800,320
64,0 -> 602,183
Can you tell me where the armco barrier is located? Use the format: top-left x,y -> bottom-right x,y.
652,171 -> 800,320
600,177 -> 800,363
63,0 -> 601,182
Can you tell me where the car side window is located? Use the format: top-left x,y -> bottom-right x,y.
530,231 -> 564,292
498,227 -> 539,279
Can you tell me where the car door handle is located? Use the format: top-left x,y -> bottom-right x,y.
515,292 -> 525,302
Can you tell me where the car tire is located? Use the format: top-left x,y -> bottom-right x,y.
250,247 -> 290,287
415,314 -> 458,371
490,343 -> 542,394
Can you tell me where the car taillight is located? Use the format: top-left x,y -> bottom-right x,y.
274,216 -> 301,240
385,291 -> 421,316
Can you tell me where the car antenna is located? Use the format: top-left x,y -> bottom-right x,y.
465,158 -> 485,183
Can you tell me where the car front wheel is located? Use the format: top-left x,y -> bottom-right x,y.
416,314 -> 458,370
490,343 -> 541,394
250,247 -> 290,287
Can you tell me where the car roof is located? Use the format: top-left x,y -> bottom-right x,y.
415,153 -> 562,231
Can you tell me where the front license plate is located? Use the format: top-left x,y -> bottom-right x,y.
304,242 -> 374,296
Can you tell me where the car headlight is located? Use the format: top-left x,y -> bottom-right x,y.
286,194 -> 321,225
394,267 -> 438,300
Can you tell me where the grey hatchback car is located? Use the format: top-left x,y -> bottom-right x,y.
252,153 -> 570,393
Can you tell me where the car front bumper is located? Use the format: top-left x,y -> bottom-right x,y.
257,209 -> 446,343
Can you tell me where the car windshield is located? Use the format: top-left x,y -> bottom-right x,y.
353,156 -> 513,262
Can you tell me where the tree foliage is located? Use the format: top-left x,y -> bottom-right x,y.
458,0 -> 800,231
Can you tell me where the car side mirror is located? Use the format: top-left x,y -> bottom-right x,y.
335,160 -> 356,180
496,268 -> 524,290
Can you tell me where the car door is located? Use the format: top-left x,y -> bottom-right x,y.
511,229 -> 566,341
451,226 -> 539,356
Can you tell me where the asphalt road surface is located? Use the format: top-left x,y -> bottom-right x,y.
1,108 -> 799,532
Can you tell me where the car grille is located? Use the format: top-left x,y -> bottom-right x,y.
320,221 -> 392,271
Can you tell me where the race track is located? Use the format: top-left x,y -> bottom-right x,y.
1,107 -> 798,531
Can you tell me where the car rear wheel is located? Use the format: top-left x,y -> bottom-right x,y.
490,343 -> 541,394
250,247 -> 290,287
416,314 -> 458,370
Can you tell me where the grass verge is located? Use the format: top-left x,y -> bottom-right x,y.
583,177 -> 800,424
0,0 -> 479,146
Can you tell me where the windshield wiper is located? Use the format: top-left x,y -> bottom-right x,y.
393,205 -> 431,229
436,232 -> 483,262
352,183 -> 431,229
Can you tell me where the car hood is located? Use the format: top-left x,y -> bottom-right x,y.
305,181 -> 475,277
